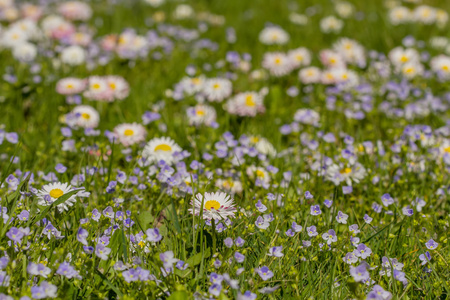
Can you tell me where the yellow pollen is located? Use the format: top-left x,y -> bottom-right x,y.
274,58 -> 281,65
67,84 -> 74,89
49,188 -> 64,198
444,146 -> 450,153
404,67 -> 414,74
296,55 -> 303,61
124,129 -> 134,136
340,168 -> 352,174
109,83 -> 116,90
330,58 -> 337,64
205,200 -> 220,210
400,55 -> 408,63
81,113 -> 90,120
92,83 -> 101,90
250,137 -> 259,143
245,95 -> 255,107
196,109 -> 205,116
191,78 -> 200,85
154,144 -> 172,152
442,65 -> 449,71
213,83 -> 220,89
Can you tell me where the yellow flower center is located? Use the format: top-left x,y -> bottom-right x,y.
67,84 -> 74,89
154,144 -> 172,152
444,146 -> 450,153
213,83 -> 220,89
49,188 -> 64,198
274,57 -> 281,65
109,83 -> 116,90
205,200 -> 220,210
296,55 -> 303,62
442,65 -> 449,72
196,109 -> 205,116
92,83 -> 101,90
340,168 -> 352,174
245,95 -> 255,107
250,137 -> 259,143
404,67 -> 414,74
256,170 -> 265,178
81,113 -> 90,120
124,129 -> 134,136
400,55 -> 408,63
191,78 -> 200,85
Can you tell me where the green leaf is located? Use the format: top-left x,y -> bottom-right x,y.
167,291 -> 190,300
186,248 -> 211,267
136,211 -> 154,231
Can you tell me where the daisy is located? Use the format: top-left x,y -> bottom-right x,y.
299,67 -> 322,84
71,105 -> 100,128
333,38 -> 366,67
215,178 -> 243,194
84,76 -> 113,101
249,136 -> 276,157
113,123 -> 147,146
262,52 -> 293,77
189,192 -> 237,220
12,42 -> 37,62
388,47 -> 420,68
202,78 -> 232,102
56,77 -> 86,95
186,104 -> 216,126
41,15 -> 75,40
179,76 -> 206,95
326,162 -> 367,186
0,27 -> 29,48
319,50 -> 346,69
225,91 -> 265,117
105,76 -> 130,100
389,6 -> 411,25
288,47 -> 311,69
37,182 -> 77,212
246,166 -> 270,184
430,55 -> 450,79
142,137 -> 182,164
258,26 -> 289,45
320,16 -> 344,34
57,1 -> 92,21
60,45 -> 86,66
413,5 -> 436,24
401,62 -> 424,79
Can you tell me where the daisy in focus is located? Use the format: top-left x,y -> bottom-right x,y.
69,105 -> 100,129
189,192 -> 237,220
37,182 -> 77,212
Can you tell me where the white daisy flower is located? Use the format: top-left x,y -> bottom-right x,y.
388,47 -> 420,68
203,78 -> 233,102
113,123 -> 147,146
189,192 -> 237,220
262,52 -> 293,77
105,76 -> 130,100
320,16 -> 344,34
84,76 -> 113,101
326,162 -> 367,186
71,105 -> 100,128
56,77 -> 86,95
389,6 -> 411,25
186,104 -> 216,126
259,26 -> 289,45
288,47 -> 312,69
142,137 -> 182,164
413,5 -> 436,24
180,76 -> 206,95
333,38 -> 366,67
299,67 -> 322,84
246,165 -> 270,184
225,91 -> 265,117
60,45 -> 86,66
37,182 -> 77,212
215,178 -> 243,194
430,55 -> 450,79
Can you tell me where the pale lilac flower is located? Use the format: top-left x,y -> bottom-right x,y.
322,229 -> 337,245
255,266 -> 273,281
